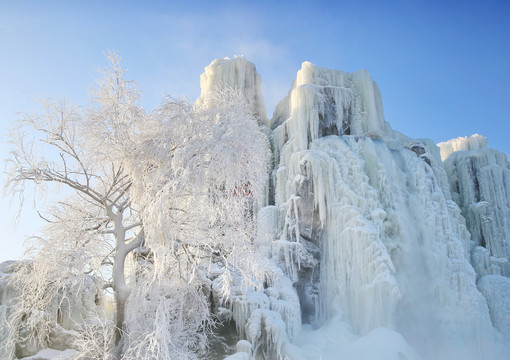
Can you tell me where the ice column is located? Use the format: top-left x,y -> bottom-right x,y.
440,136 -> 510,266
196,56 -> 269,128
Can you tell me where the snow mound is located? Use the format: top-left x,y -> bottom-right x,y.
284,319 -> 421,360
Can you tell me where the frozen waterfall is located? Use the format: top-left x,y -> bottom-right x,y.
201,58 -> 509,360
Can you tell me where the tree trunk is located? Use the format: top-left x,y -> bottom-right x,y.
112,292 -> 127,358
110,209 -> 130,359
111,250 -> 130,359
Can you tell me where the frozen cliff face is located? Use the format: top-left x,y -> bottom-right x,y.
439,136 -> 510,271
196,56 -> 272,213
271,62 -> 393,171
439,135 -> 510,344
196,56 -> 269,128
265,62 -> 506,359
438,134 -> 489,161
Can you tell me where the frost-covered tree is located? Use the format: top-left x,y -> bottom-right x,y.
4,53 -> 145,358
3,53 -> 270,359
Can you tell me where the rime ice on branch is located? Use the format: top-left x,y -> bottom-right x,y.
2,54 -> 272,360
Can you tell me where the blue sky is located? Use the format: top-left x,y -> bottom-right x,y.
1,0 -> 509,261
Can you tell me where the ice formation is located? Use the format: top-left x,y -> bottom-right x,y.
439,135 -> 510,264
438,134 -> 510,342
438,134 -> 489,161
206,59 -> 510,359
196,56 -> 269,128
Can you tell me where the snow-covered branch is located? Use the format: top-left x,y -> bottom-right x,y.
3,54 -> 272,360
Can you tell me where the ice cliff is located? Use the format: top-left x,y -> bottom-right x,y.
203,57 -> 509,359
196,56 -> 269,128
439,134 -> 510,341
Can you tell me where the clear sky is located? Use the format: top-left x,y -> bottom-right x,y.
1,0 -> 509,262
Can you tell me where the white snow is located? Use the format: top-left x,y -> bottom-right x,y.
19,348 -> 77,360
0,261 -> 17,359
284,318 -> 421,360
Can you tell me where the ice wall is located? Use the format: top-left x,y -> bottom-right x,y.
438,134 -> 489,161
439,136 -> 510,264
196,56 -> 269,128
268,62 -> 504,359
197,58 -> 298,360
271,62 -> 393,170
439,136 -> 510,341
